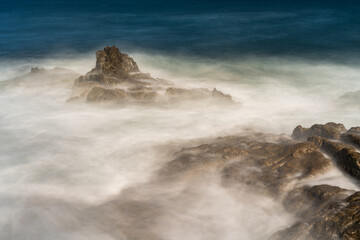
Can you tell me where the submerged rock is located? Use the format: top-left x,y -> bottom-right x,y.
3,67 -> 80,88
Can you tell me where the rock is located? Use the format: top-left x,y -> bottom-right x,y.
341,133 -> 360,149
348,127 -> 360,135
292,122 -> 347,140
86,87 -> 128,102
74,46 -> 152,88
275,185 -> 359,240
165,87 -> 233,102
68,45 -> 235,105
58,123 -> 359,240
308,136 -> 360,181
86,86 -> 159,103
283,185 -> 349,215
95,46 -> 140,77
158,133 -> 330,195
212,88 -> 233,102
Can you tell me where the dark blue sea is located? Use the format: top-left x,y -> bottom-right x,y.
1,0 -> 360,62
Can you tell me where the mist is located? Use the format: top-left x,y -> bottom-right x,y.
0,50 -> 359,239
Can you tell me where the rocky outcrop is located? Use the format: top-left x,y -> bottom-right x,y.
292,122 -> 346,140
274,185 -> 359,240
260,122 -> 360,239
158,134 -> 330,194
86,123 -> 360,240
74,46 -> 152,90
308,135 -> 360,181
292,122 -> 360,182
68,46 -> 234,105
21,122 -> 354,240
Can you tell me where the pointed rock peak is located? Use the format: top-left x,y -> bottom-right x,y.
95,46 -> 140,78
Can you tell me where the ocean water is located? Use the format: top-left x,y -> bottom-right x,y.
1,0 -> 360,61
1,1 -> 360,240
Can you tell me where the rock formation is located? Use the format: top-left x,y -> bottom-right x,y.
270,122 -> 360,240
77,122 -> 360,240
68,46 -> 234,104
292,122 -> 347,140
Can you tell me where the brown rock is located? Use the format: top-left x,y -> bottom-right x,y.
292,122 -> 347,140
74,46 -> 151,88
86,87 -> 128,102
342,133 -> 360,149
308,136 -> 360,181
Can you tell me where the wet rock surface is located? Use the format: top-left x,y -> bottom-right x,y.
292,122 -> 347,140
82,124 -> 360,240
68,46 -> 234,105
271,122 -> 360,240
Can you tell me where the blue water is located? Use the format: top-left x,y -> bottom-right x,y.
1,0 -> 360,62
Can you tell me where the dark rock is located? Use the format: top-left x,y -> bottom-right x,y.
341,133 -> 360,149
348,127 -> 360,135
276,187 -> 360,240
308,136 -> 360,181
292,122 -> 347,140
283,184 -> 349,215
74,46 -> 151,88
95,46 -> 140,77
158,133 -> 330,195
69,46 -> 235,105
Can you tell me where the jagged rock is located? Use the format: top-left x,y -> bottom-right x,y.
159,133 -> 330,195
73,46 -> 152,89
275,185 -> 359,240
341,133 -> 360,149
292,122 -> 347,140
52,123 -> 357,240
68,46 -> 235,105
95,46 -> 140,76
308,135 -> 360,181
348,127 -> 360,135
